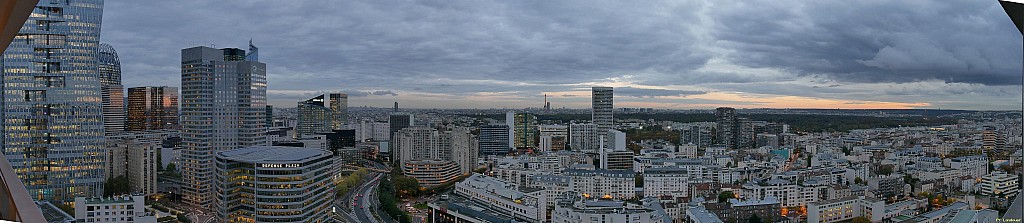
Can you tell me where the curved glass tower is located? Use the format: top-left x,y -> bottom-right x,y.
0,0 -> 106,202
98,43 -> 124,134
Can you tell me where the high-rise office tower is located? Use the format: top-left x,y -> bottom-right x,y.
388,113 -> 413,161
512,113 -> 537,149
592,87 -> 614,146
505,112 -> 515,149
0,0 -> 106,202
98,43 -> 124,135
479,124 -> 511,155
126,86 -> 179,131
180,45 -> 267,208
716,107 -> 739,149
296,95 -> 331,136
330,93 -> 348,129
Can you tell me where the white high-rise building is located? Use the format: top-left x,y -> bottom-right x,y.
180,45 -> 267,208
570,123 -> 599,153
1,0 -> 107,201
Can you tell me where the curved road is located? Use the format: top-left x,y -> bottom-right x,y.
336,161 -> 393,223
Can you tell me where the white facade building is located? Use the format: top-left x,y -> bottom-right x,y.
454,174 -> 546,222
74,195 -> 155,223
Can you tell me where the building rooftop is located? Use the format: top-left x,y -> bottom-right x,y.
728,196 -> 780,207
217,146 -> 331,163
687,205 -> 725,223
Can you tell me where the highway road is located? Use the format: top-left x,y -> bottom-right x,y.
336,161 -> 393,223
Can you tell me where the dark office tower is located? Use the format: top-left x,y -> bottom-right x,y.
738,118 -> 755,149
592,87 -> 613,144
479,124 -> 511,155
0,0 -> 107,202
330,93 -> 348,129
126,86 -> 179,131
98,43 -> 124,135
265,105 -> 273,130
297,95 -> 332,136
716,107 -> 739,149
180,45 -> 267,208
394,101 -> 399,112
221,48 -> 245,61
321,129 -> 357,164
388,113 -> 413,161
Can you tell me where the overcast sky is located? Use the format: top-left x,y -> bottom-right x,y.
103,0 -> 1023,110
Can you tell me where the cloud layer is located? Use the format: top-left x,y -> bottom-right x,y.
102,0 -> 1023,110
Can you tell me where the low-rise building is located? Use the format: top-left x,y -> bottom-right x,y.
708,197 -> 782,223
74,195 -> 156,223
564,168 -> 636,200
453,174 -> 546,222
643,168 -> 689,199
806,196 -> 885,223
551,195 -> 671,223
403,160 -> 462,187
685,205 -> 724,223
979,171 -> 1020,198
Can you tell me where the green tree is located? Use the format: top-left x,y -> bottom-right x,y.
852,216 -> 871,223
103,175 -> 131,196
747,214 -> 763,223
876,164 -> 894,176
165,163 -> 176,173
854,176 -> 864,185
718,191 -> 735,203
393,175 -> 421,198
176,213 -> 191,223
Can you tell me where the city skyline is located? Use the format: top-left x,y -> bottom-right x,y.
102,0 -> 1024,110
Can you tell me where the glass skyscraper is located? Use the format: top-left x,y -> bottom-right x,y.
126,86 -> 179,131
180,45 -> 267,208
98,42 -> 124,134
296,94 -> 331,136
0,0 -> 106,202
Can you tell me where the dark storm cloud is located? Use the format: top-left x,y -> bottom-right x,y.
102,0 -> 1022,109
615,87 -> 706,98
709,0 -> 1022,85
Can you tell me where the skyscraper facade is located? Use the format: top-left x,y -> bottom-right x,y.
296,95 -> 331,136
479,124 -> 511,155
329,93 -> 348,129
512,113 -> 537,149
180,45 -> 267,208
716,107 -> 738,149
0,0 -> 106,202
98,43 -> 124,135
126,86 -> 178,131
388,113 -> 413,161
213,146 -> 333,223
592,87 -> 613,146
